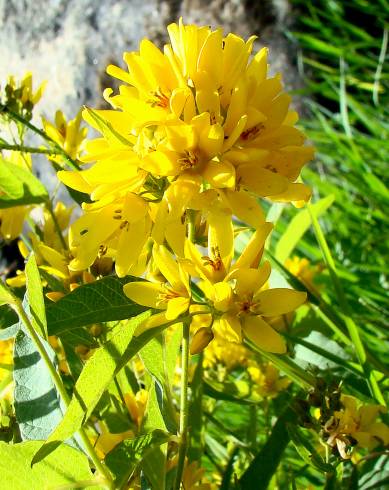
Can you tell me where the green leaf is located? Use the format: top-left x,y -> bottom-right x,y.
25,253 -> 47,339
47,276 -> 147,335
287,424 -> 334,474
105,430 -> 172,485
32,310 -> 154,464
13,328 -> 64,441
239,405 -> 296,489
140,328 -> 181,432
0,441 -> 95,490
275,194 -> 335,263
0,279 -> 16,307
0,157 -> 48,208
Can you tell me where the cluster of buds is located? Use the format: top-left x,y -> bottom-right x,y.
0,73 -> 45,122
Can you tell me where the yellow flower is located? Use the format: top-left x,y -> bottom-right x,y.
203,334 -> 250,371
59,20 -> 313,274
124,389 -> 148,430
68,192 -> 151,277
247,361 -> 290,398
324,395 -> 389,458
42,110 -> 87,162
1,72 -> 46,118
187,223 -> 306,353
124,245 -> 191,321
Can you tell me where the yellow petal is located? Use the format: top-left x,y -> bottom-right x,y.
202,159 -> 235,189
123,281 -> 163,309
115,219 -> 148,278
270,182 -> 312,204
254,288 -> 307,316
153,245 -> 185,292
218,314 -> 242,343
237,165 -> 289,197
222,190 -> 265,228
212,282 -> 233,312
229,262 -> 271,297
234,222 -> 273,270
243,315 -> 286,353
166,296 -> 190,320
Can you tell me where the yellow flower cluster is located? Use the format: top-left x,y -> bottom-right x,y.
54,20 -> 312,354
323,395 -> 389,459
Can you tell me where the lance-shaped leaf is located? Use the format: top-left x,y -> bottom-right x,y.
0,441 -> 94,490
26,253 -> 47,339
0,157 -> 48,208
46,276 -> 147,335
33,310 -> 169,465
13,329 -> 64,441
275,194 -> 335,263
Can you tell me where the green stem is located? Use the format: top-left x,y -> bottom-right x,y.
174,320 -> 191,490
307,203 -> 385,405
0,141 -> 62,156
12,299 -> 114,487
0,106 -> 79,170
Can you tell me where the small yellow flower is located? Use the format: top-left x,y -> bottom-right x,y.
324,395 -> 389,458
124,245 -> 191,321
42,110 -> 87,162
247,361 -> 290,398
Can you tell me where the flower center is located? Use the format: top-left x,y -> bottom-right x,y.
148,89 -> 170,108
178,150 -> 199,170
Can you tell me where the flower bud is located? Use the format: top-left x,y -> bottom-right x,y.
190,327 -> 214,355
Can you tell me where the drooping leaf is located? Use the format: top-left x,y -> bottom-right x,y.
275,194 -> 335,263
13,329 -> 64,441
0,157 -> 48,208
32,310 -> 164,464
25,253 -> 47,339
105,429 -> 172,485
0,441 -> 94,490
47,276 -> 147,335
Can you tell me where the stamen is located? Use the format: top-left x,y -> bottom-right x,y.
178,150 -> 199,170
240,123 -> 265,141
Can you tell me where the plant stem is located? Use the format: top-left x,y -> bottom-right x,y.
307,203 -> 385,405
174,320 -> 191,490
0,141 -> 62,156
12,299 -> 114,487
0,106 -> 79,170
